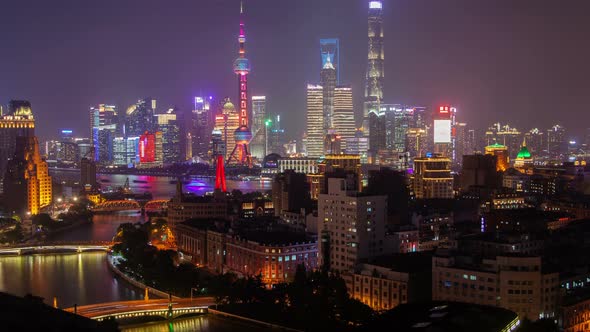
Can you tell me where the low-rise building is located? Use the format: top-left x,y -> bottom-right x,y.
432,250 -> 559,320
344,252 -> 432,311
174,219 -> 318,285
167,184 -> 227,230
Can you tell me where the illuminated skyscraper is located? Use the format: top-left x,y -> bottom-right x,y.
137,131 -> 163,168
227,4 -> 253,166
0,100 -> 35,183
156,109 -> 181,164
125,98 -> 157,137
547,124 -> 567,159
191,96 -> 213,161
321,56 -> 337,140
433,106 -> 453,158
90,104 -> 117,163
4,136 -> 52,215
250,96 -> 266,159
306,84 -> 324,158
364,1 -> 384,136
333,86 -> 355,151
320,38 -> 340,84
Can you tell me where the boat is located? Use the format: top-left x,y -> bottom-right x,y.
133,180 -> 148,184
99,179 -> 111,183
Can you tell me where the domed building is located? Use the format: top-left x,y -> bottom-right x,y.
514,142 -> 534,174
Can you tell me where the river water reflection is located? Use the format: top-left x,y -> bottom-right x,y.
0,176 -> 274,331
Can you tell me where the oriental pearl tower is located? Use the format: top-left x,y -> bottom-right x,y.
227,1 -> 253,167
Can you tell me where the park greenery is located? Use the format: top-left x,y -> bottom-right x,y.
112,221 -> 373,331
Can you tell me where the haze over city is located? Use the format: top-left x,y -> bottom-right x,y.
2,1 -> 590,331
1,0 -> 589,142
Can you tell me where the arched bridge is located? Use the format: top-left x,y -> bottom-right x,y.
92,200 -> 141,213
0,241 -> 115,255
66,298 -> 213,321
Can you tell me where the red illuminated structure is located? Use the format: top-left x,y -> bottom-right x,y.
215,154 -> 227,192
227,2 -> 253,167
139,131 -> 156,163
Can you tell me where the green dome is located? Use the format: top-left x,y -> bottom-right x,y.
516,146 -> 531,159
486,143 -> 506,149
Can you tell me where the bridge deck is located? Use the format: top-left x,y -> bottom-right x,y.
66,298 -> 214,319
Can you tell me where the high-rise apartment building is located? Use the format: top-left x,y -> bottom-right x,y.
412,154 -> 453,199
306,84 -> 324,158
363,1 -> 384,136
318,178 -> 388,273
250,96 -> 266,159
0,100 -> 35,183
4,136 -> 52,215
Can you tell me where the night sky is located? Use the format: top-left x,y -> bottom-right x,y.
1,0 -> 589,142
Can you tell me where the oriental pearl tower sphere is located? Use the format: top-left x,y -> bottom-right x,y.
227,1 -> 253,167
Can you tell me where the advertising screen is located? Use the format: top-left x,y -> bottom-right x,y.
434,119 -> 452,143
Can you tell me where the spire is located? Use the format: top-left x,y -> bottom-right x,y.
240,1 -> 243,14
323,55 -> 335,70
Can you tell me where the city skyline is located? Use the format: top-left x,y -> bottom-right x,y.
1,0 -> 590,143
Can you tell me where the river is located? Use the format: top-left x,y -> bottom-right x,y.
0,175 -> 274,331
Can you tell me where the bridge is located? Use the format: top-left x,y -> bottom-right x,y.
0,241 -> 114,255
66,298 -> 214,321
92,200 -> 141,213
144,200 -> 169,214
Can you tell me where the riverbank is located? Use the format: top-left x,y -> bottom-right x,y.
106,253 -> 179,300
208,308 -> 303,332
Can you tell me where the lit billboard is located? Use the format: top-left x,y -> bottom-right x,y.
434,119 -> 452,143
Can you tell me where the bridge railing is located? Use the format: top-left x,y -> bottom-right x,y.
0,240 -> 116,249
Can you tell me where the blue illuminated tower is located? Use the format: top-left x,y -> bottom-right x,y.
320,38 -> 340,84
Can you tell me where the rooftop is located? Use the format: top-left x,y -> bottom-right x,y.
358,301 -> 518,332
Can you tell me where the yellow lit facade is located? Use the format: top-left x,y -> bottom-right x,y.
485,143 -> 509,172
412,155 -> 453,199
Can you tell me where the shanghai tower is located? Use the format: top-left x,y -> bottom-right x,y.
363,1 -> 384,136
